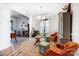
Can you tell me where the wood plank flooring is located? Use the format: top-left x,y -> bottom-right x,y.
0,37 -> 79,56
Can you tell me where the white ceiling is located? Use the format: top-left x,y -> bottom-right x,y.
10,3 -> 68,17
11,10 -> 29,20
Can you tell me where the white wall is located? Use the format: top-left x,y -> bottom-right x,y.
72,3 -> 79,43
0,4 -> 11,51
49,15 -> 59,35
31,16 -> 40,31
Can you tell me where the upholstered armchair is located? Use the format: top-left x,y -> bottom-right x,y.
44,42 -> 79,56
50,32 -> 59,42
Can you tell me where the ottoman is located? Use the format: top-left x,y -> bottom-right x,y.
45,37 -> 50,42
39,42 -> 49,54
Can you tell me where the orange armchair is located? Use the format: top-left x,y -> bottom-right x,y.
44,43 -> 66,56
50,32 -> 59,42
44,42 -> 79,56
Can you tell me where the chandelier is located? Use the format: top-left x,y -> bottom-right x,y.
36,6 -> 48,22
36,6 -> 48,37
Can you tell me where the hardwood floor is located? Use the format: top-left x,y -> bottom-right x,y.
0,47 -> 12,56
10,38 -> 41,56
0,38 -> 42,56
0,37 -> 79,56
